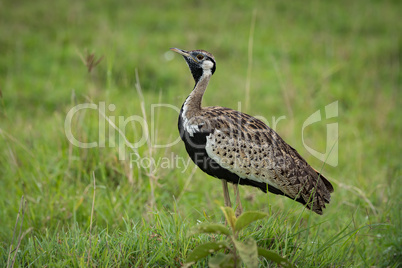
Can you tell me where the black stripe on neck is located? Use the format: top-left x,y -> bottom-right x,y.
190,66 -> 203,84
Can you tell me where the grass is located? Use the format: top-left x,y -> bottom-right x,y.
0,0 -> 401,266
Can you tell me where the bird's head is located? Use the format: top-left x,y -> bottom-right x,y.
170,48 -> 216,83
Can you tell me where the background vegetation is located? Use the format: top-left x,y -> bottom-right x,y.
0,0 -> 400,266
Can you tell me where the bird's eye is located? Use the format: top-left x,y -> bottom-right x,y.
196,54 -> 204,60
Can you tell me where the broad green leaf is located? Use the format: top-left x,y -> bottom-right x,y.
235,211 -> 268,232
185,241 -> 229,263
221,206 -> 236,231
189,223 -> 230,237
233,238 -> 258,268
209,253 -> 239,268
257,247 -> 294,268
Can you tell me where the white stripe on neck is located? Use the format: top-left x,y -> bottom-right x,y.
181,66 -> 212,137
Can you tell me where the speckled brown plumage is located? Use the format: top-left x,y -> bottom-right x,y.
172,48 -> 334,215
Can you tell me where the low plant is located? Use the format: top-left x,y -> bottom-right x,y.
183,207 -> 293,268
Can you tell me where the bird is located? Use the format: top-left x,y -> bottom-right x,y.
171,47 -> 334,216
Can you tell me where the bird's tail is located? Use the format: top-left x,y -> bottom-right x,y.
307,169 -> 334,214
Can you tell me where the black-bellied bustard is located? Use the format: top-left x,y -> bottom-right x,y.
171,48 -> 334,216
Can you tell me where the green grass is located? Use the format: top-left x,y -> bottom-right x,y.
1,0 -> 401,266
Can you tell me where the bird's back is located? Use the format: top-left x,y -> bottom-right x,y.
179,106 -> 334,214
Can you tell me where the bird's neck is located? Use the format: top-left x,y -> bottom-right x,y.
182,70 -> 212,117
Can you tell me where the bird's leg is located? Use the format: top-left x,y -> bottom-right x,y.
233,184 -> 243,217
222,179 -> 232,208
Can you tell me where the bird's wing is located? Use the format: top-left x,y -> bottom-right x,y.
196,107 -> 333,214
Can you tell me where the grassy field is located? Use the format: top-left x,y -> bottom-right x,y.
0,0 -> 401,266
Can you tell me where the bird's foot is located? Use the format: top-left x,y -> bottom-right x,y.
235,204 -> 243,218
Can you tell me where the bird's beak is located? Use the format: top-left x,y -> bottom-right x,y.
170,47 -> 191,57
